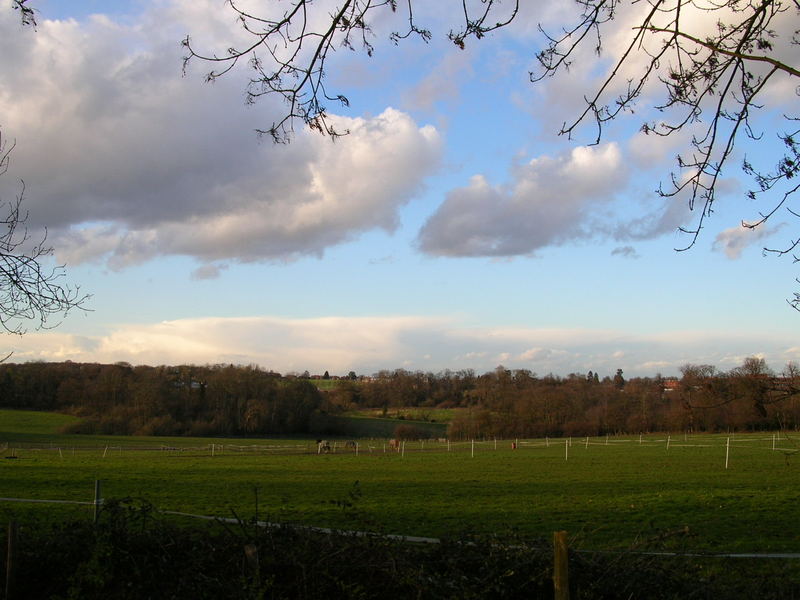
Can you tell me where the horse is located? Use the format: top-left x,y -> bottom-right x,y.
388,438 -> 401,452
317,439 -> 331,454
344,440 -> 357,450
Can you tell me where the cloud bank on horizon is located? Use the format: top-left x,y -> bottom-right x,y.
9,314 -> 800,378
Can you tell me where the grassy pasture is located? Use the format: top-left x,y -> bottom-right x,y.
2,410 -> 800,553
344,407 -> 458,423
305,378 -> 340,391
316,413 -> 448,438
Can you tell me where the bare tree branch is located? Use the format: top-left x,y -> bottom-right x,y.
182,0 -> 519,142
0,133 -> 90,339
181,0 -> 800,304
11,0 -> 36,27
532,0 -> 799,298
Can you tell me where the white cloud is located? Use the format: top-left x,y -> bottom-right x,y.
0,4 -> 443,269
6,315 -> 450,374
7,314 -> 797,378
611,246 -> 639,259
713,223 -> 782,259
403,49 -> 475,112
190,263 -> 228,281
418,143 -> 626,256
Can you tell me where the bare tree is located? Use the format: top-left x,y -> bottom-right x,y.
0,135 -> 90,348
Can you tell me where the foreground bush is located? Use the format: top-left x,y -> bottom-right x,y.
2,500 -> 800,599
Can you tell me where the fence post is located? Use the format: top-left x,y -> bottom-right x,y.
725,437 -> 730,469
5,521 -> 17,600
553,530 -> 570,600
93,480 -> 102,524
243,543 -> 260,582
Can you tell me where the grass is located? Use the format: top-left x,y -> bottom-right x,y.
0,409 -> 80,437
344,407 -> 458,423
305,378 -> 340,391
2,410 -> 800,554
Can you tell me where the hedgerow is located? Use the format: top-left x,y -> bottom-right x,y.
3,499 -> 800,599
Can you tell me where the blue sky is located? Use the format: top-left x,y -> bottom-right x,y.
1,0 -> 798,377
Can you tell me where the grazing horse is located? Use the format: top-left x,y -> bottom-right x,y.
317,439 -> 331,454
388,438 -> 401,452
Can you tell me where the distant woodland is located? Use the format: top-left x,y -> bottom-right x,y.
1,359 -> 799,438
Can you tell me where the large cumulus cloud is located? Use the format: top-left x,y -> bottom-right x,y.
0,2 -> 442,269
418,143 -> 627,256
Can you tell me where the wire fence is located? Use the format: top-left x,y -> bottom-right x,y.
3,431 -> 799,460
2,488 -> 800,560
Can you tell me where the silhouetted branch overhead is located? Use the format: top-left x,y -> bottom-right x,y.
0,134 -> 90,338
182,0 -> 519,143
183,1 -> 798,302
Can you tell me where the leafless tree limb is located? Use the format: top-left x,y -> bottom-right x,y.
0,134 -> 90,340
11,0 -> 36,27
182,0 -> 518,142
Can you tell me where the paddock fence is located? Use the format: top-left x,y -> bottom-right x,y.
2,480 -> 800,560
2,431 -> 799,464
4,485 -> 800,600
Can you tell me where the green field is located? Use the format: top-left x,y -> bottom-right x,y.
344,407 -> 458,423
3,410 -> 800,553
306,378 -> 341,391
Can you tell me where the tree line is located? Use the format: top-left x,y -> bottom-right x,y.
327,359 -> 800,438
0,362 -> 322,437
1,358 -> 799,438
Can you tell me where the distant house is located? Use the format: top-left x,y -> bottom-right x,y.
662,378 -> 680,392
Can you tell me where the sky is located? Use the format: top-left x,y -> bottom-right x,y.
0,0 -> 798,378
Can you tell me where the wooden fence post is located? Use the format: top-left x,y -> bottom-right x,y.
553,530 -> 570,600
6,521 -> 18,600
244,543 -> 260,582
